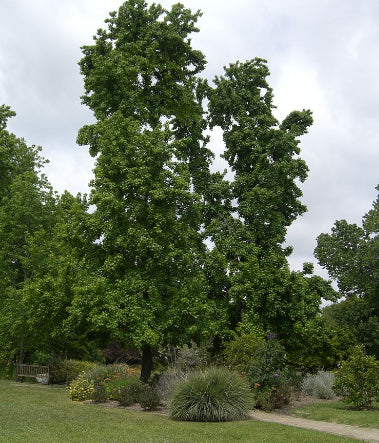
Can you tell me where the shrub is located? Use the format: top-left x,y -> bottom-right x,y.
50,359 -> 97,384
0,361 -> 15,380
248,333 -> 292,410
161,343 -> 209,370
251,384 -> 291,410
139,384 -> 161,411
119,382 -> 142,407
89,364 -> 139,401
301,370 -> 336,399
168,367 -> 253,422
155,368 -> 190,400
334,346 -> 379,409
175,343 -> 209,370
67,363 -> 140,402
68,372 -> 94,401
92,382 -> 108,403
223,332 -> 264,374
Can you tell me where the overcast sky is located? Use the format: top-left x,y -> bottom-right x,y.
1,0 -> 378,279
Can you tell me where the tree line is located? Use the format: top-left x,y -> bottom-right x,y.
0,0 -> 377,380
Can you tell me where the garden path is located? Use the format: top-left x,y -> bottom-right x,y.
250,410 -> 379,442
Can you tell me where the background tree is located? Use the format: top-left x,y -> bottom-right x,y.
0,107 -> 93,365
315,191 -> 379,357
0,106 -> 57,363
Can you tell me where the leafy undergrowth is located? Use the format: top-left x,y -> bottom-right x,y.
0,380 -> 362,442
291,399 -> 379,429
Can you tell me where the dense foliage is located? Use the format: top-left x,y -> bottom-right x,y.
315,187 -> 379,358
334,346 -> 379,409
248,333 -> 292,410
0,0 -> 357,384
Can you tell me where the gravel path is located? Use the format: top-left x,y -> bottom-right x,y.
250,410 -> 379,442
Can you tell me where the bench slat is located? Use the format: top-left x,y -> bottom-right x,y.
16,364 -> 50,382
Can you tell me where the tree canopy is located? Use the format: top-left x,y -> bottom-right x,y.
315,186 -> 379,357
0,0 -> 345,377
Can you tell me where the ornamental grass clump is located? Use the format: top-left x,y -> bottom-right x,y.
168,367 -> 253,422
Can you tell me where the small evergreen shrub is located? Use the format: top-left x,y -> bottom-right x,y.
92,382 -> 108,403
50,359 -> 97,384
334,346 -> 379,409
68,372 -> 94,401
0,361 -> 15,379
119,382 -> 142,407
223,332 -> 264,374
168,367 -> 253,422
301,370 -> 336,399
139,384 -> 161,411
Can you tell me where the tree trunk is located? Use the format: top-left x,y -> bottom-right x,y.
19,341 -> 24,364
140,344 -> 153,383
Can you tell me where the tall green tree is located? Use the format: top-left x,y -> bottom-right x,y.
207,58 -> 328,338
0,105 -> 46,203
0,106 -> 58,363
0,106 -> 96,364
77,0 -> 223,381
315,186 -> 379,357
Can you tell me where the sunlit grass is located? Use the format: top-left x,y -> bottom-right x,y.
0,380 -> 363,442
291,399 -> 379,429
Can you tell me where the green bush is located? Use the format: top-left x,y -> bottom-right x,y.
66,363 -> 141,403
119,382 -> 142,406
223,332 -> 264,374
168,367 -> 252,422
92,382 -> 108,403
139,384 -> 161,411
248,333 -> 291,410
334,346 -> 379,409
50,359 -> 97,384
68,372 -> 94,401
301,370 -> 336,399
161,343 -> 209,370
0,361 -> 15,380
88,364 -> 138,401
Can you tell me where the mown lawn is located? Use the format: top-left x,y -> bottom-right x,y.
0,380 -> 364,442
291,399 -> 379,429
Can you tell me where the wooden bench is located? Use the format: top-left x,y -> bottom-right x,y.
16,364 -> 50,384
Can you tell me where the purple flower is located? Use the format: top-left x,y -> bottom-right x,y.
274,373 -> 279,378
267,331 -> 276,340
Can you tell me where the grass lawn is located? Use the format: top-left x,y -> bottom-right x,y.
0,380 -> 365,442
291,399 -> 379,429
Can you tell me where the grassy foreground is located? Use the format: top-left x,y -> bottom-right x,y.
0,380 -> 363,442
291,399 -> 379,429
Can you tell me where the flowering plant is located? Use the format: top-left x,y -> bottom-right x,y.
248,334 -> 291,410
68,371 -> 94,401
